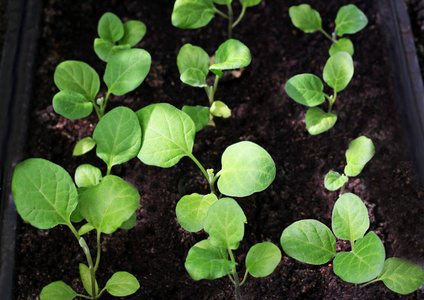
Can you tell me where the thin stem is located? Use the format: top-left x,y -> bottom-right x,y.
100,90 -> 111,118
91,99 -> 102,120
228,249 -> 242,300
214,7 -> 229,19
360,279 -> 378,288
239,268 -> 249,286
227,3 -> 234,39
320,28 -> 337,43
232,5 -> 247,29
106,164 -> 112,176
188,153 -> 217,195
204,76 -> 221,106
327,90 -> 337,113
340,182 -> 346,195
94,230 -> 101,272
75,293 -> 93,300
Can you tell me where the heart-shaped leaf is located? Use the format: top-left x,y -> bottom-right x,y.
323,51 -> 354,92
136,103 -> 195,168
119,20 -> 147,47
329,38 -> 354,56
53,90 -> 93,120
285,74 -> 325,107
335,4 -> 368,37
94,38 -> 131,62
305,107 -> 337,135
98,12 -> 124,43
281,219 -> 336,265
324,170 -> 348,191
105,272 -> 140,296
74,164 -> 102,188
210,100 -> 231,118
217,141 -> 276,197
171,0 -> 216,29
210,39 -> 251,74
289,4 -> 322,33
79,263 -> 99,296
176,193 -> 218,232
182,105 -> 210,132
40,281 -> 77,300
177,44 -> 210,87
333,232 -> 385,284
246,242 -> 282,278
344,136 -> 375,177
73,137 -> 96,156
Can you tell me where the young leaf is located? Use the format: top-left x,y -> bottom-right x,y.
239,0 -> 261,7
280,219 -> 336,265
119,20 -> 147,47
94,38 -> 131,62
289,4 -> 322,33
73,137 -> 96,156
40,281 -> 78,300
176,193 -> 218,232
210,100 -> 231,118
305,107 -> 337,135
177,44 -> 210,87
74,164 -> 102,188
12,159 -> 78,229
285,74 -> 325,107
204,198 -> 245,249
79,175 -> 140,234
246,242 -> 282,278
136,103 -> 195,168
105,272 -> 140,296
54,60 -> 100,101
323,51 -> 354,92
213,0 -> 231,4
217,141 -> 276,197
171,0 -> 216,29
185,239 -> 235,280
335,5 -> 368,37
182,105 -> 210,132
119,211 -> 137,230
376,257 -> 424,295
93,107 -> 142,169
324,170 -> 348,191
104,48 -> 151,96
79,263 -> 99,297
78,223 -> 95,235
53,90 -> 93,120
332,193 -> 369,243
344,136 -> 375,177
333,232 -> 385,284
329,38 -> 354,56
98,12 -> 124,43
210,39 -> 251,74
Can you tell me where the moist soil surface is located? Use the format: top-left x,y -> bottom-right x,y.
14,0 -> 424,299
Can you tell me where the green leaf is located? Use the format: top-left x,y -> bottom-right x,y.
53,90 -> 93,120
177,44 -> 210,87
376,257 -> 424,295
285,74 -> 325,107
204,198 -> 245,249
79,263 -> 98,296
182,105 -> 210,132
176,193 -> 218,232
185,239 -> 235,280
54,60 -> 100,101
73,137 -> 96,156
239,0 -> 261,7
40,281 -> 77,300
289,4 -> 322,33
305,107 -> 337,135
12,159 -> 78,229
213,0 -> 231,4
329,38 -> 354,56
171,0 -> 216,29
70,187 -> 87,223
104,48 -> 151,96
344,136 -> 375,177
324,170 -> 348,191
335,4 -> 368,37
94,38 -> 131,62
218,141 -> 276,197
78,223 -> 95,235
105,272 -> 140,296
210,100 -> 231,118
74,164 -> 102,188
332,193 -> 369,243
93,107 -> 142,169
98,12 -> 124,42
136,103 -> 195,168
210,39 -> 251,74
333,232 -> 385,284
246,242 -> 282,278
323,51 -> 354,92
119,211 -> 137,230
79,175 -> 140,234
280,219 -> 336,265
119,20 -> 147,47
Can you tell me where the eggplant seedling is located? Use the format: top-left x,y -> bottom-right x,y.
289,4 -> 368,56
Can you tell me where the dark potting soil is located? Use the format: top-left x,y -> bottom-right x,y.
14,0 -> 424,299
408,0 -> 424,80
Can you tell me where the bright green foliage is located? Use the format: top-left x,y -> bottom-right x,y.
73,137 -> 96,156
176,193 -> 218,232
94,39 -> 130,63
120,21 -> 147,47
105,272 -> 140,296
305,107 -> 337,135
177,44 -> 210,87
210,39 -> 251,74
182,105 -> 210,132
98,12 -> 124,42
288,4 -> 322,33
217,141 -> 276,197
80,263 -> 99,296
53,90 -> 93,120
246,242 -> 281,277
74,164 -> 102,188
324,170 -> 348,191
344,136 -> 375,177
333,232 -> 385,284
284,74 -> 325,107
119,212 -> 137,230
281,219 -> 336,265
375,258 -> 424,294
40,281 -> 77,300
335,4 -> 368,36
329,38 -> 354,56
12,158 -> 78,229
136,103 -> 195,167
210,100 -> 231,118
323,51 -> 354,92
239,0 -> 261,7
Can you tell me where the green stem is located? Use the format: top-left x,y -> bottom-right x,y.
227,3 -> 234,39
91,100 -> 102,120
232,5 -> 247,29
204,76 -> 220,106
327,90 -> 337,113
320,28 -> 337,43
100,91 -> 111,118
239,268 -> 249,286
75,293 -> 93,300
106,164 -> 112,176
214,7 -> 229,19
188,153 -> 217,195
228,249 -> 242,300
360,279 -> 379,288
94,230 -> 101,272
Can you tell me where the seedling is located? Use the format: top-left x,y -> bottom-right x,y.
94,12 -> 147,62
185,198 -> 281,299
171,0 -> 262,39
289,4 -> 368,56
324,136 -> 375,193
285,51 -> 354,134
177,39 -> 251,131
280,192 -> 424,294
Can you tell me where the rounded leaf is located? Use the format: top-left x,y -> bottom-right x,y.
73,137 -> 96,156
182,105 -> 210,132
289,4 -> 322,33
344,136 -> 375,177
180,68 -> 208,87
324,170 -> 348,191
98,12 -> 124,42
329,38 -> 354,56
176,193 -> 218,232
105,272 -> 140,296
177,43 -> 210,86
218,141 -> 276,197
94,38 -> 130,62
171,0 -> 216,29
210,100 -> 231,118
323,51 -> 354,92
104,48 -> 151,96
335,4 -> 368,37
246,242 -> 282,278
239,0 -> 261,7
305,107 -> 337,135
281,219 -> 336,265
53,90 -> 93,120
285,74 -> 325,107
119,20 -> 147,47
75,164 -> 102,188
79,263 -> 99,296
12,159 -> 78,229
40,281 -> 77,300
210,39 -> 251,73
